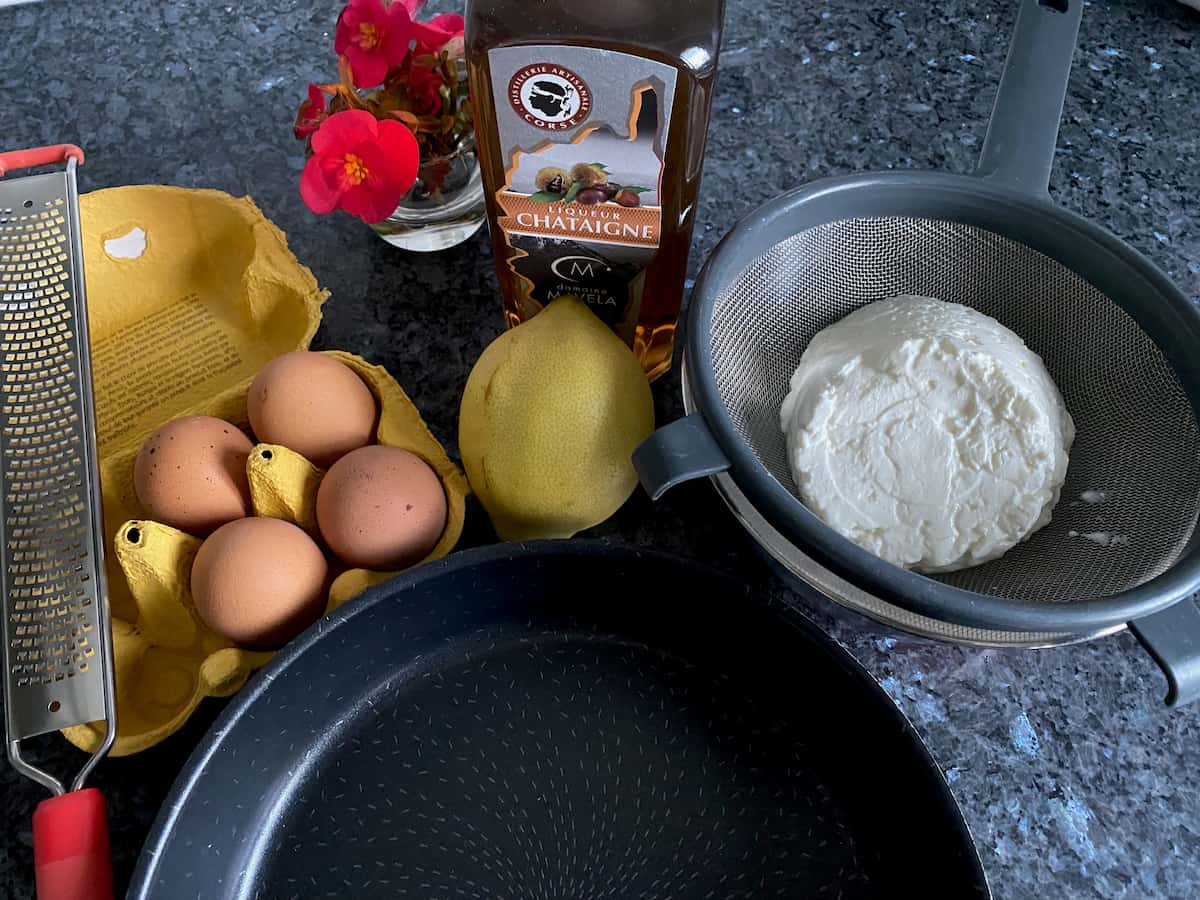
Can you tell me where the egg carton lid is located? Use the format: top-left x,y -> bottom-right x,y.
80,186 -> 328,458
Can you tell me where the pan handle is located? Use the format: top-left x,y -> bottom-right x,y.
973,0 -> 1083,197
633,414 -> 731,501
1129,596 -> 1200,707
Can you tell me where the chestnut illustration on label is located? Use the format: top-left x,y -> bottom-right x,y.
496,86 -> 665,331
527,163 -> 650,207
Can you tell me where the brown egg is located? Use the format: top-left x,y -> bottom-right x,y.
134,416 -> 254,534
316,446 -> 447,570
248,352 -> 378,468
190,517 -> 328,648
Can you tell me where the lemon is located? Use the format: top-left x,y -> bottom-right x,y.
459,296 -> 654,540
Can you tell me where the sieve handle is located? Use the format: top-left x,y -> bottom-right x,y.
974,0 -> 1083,196
1129,596 -> 1200,707
633,414 -> 731,501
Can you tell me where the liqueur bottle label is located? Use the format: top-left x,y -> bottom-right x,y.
486,45 -> 677,342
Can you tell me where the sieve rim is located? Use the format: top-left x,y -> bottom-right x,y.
683,360 -> 1123,648
685,170 -> 1200,633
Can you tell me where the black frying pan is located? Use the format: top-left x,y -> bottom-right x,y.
129,542 -> 988,898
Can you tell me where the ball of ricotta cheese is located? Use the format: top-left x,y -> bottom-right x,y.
780,295 -> 1075,573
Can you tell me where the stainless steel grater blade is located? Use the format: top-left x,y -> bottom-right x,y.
0,145 -> 116,798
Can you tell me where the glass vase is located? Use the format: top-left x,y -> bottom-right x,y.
369,138 -> 486,252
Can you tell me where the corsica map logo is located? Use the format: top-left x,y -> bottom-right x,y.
508,64 -> 592,130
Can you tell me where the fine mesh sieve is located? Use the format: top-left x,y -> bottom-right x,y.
635,0 -> 1200,704
710,217 -> 1200,606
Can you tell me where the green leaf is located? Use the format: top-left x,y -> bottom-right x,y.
591,162 -> 608,170
622,185 -> 651,193
562,181 -> 584,203
526,191 -> 562,203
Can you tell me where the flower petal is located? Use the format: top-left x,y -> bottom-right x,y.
381,2 -> 418,66
374,118 -> 420,194
310,109 -> 378,156
409,13 -> 464,48
344,47 -> 391,88
426,13 -> 465,33
338,174 -> 398,223
300,156 -> 342,215
339,186 -> 393,223
337,122 -> 419,223
293,83 -> 329,139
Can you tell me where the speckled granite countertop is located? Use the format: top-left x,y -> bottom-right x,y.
2,0 -> 1198,897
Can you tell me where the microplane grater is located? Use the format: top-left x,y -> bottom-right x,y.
0,146 -> 116,807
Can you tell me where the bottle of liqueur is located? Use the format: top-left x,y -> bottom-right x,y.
466,0 -> 725,380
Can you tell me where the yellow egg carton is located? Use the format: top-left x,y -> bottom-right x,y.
61,186 -> 468,755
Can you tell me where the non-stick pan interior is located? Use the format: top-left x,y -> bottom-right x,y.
130,543 -> 988,899
698,179 -> 1200,609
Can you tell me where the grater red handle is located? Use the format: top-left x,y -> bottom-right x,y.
32,789 -> 114,900
0,144 -> 85,177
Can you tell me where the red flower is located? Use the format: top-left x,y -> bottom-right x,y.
405,8 -> 464,116
409,12 -> 465,51
334,0 -> 412,89
293,83 -> 328,140
300,110 -> 420,223
406,58 -> 446,115
399,0 -> 463,50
